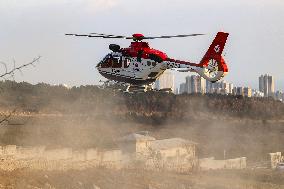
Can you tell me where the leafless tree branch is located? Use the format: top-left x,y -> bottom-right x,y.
0,56 -> 41,124
0,109 -> 16,125
0,56 -> 41,79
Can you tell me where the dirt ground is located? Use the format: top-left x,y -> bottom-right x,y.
0,114 -> 284,188
0,169 -> 284,189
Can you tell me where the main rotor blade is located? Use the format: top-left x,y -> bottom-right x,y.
143,34 -> 205,39
65,34 -> 89,37
65,33 -> 205,39
87,35 -> 126,38
90,33 -> 127,38
65,33 -> 128,38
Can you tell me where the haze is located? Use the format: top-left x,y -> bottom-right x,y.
0,0 -> 283,90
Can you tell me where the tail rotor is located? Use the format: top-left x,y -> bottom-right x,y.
196,32 -> 229,82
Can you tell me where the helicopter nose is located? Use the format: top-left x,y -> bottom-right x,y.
96,62 -> 101,68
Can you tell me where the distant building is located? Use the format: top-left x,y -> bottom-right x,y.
259,74 -> 275,97
243,87 -> 252,97
275,91 -> 283,102
185,75 -> 205,94
252,89 -> 264,97
206,80 -> 216,94
206,80 -> 233,95
174,88 -> 179,95
236,87 -> 244,96
232,87 -> 237,96
228,83 -> 234,94
179,83 -> 186,94
117,133 -> 156,160
155,70 -> 175,91
118,132 -> 197,171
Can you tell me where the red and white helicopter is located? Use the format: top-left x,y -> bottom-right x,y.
66,32 -> 229,92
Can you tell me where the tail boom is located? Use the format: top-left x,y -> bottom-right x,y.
166,32 -> 229,82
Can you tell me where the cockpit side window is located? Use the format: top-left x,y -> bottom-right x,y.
101,54 -> 122,68
124,58 -> 131,68
112,57 -> 122,68
101,58 -> 112,68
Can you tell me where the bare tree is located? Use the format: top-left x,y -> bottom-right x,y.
0,56 -> 41,80
0,109 -> 16,125
0,56 -> 41,125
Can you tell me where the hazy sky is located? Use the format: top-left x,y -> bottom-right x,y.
0,0 -> 283,90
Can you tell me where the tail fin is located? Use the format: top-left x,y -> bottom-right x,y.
200,32 -> 229,65
197,32 -> 229,82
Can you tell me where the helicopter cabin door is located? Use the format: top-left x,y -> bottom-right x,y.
124,57 -> 131,68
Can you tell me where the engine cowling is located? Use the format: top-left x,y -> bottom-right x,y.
109,44 -> 121,52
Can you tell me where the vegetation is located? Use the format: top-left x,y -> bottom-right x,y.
0,81 -> 283,123
0,81 -> 284,122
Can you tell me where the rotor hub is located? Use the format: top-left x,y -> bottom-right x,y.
132,33 -> 144,41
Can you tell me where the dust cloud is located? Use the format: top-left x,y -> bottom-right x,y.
0,82 -> 284,188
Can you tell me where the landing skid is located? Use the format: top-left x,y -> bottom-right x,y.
125,85 -> 153,93
99,80 -> 156,93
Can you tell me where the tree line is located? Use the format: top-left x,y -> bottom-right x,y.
0,80 -> 283,123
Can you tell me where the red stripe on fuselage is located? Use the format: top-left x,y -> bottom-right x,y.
121,42 -> 168,61
166,58 -> 202,67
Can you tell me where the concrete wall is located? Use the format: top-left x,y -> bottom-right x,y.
159,146 -> 194,160
2,145 -> 17,156
0,145 -> 125,171
0,144 -> 196,172
43,148 -> 73,160
14,146 -> 46,159
199,157 -> 246,170
86,148 -> 100,161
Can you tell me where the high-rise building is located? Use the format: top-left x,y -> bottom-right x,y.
252,89 -> 264,97
174,88 -> 179,95
228,83 -> 234,94
275,91 -> 283,102
259,74 -> 275,97
179,83 -> 186,94
185,75 -> 205,94
155,70 -> 175,91
236,87 -> 244,96
243,87 -> 252,97
232,87 -> 237,96
206,80 -> 233,95
220,81 -> 231,94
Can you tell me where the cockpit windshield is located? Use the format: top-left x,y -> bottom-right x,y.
98,53 -> 122,68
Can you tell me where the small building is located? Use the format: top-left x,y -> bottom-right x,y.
147,138 -> 197,171
149,138 -> 196,162
117,132 -> 155,160
118,132 -> 197,171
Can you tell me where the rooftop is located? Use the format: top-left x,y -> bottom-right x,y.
150,138 -> 196,150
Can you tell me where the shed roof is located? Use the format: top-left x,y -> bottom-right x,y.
150,138 -> 196,151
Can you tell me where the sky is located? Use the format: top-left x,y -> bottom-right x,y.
0,0 -> 283,90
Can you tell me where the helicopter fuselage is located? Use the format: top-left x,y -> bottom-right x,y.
96,42 -> 170,85
96,32 -> 229,86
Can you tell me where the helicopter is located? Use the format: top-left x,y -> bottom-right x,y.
65,32 -> 229,92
